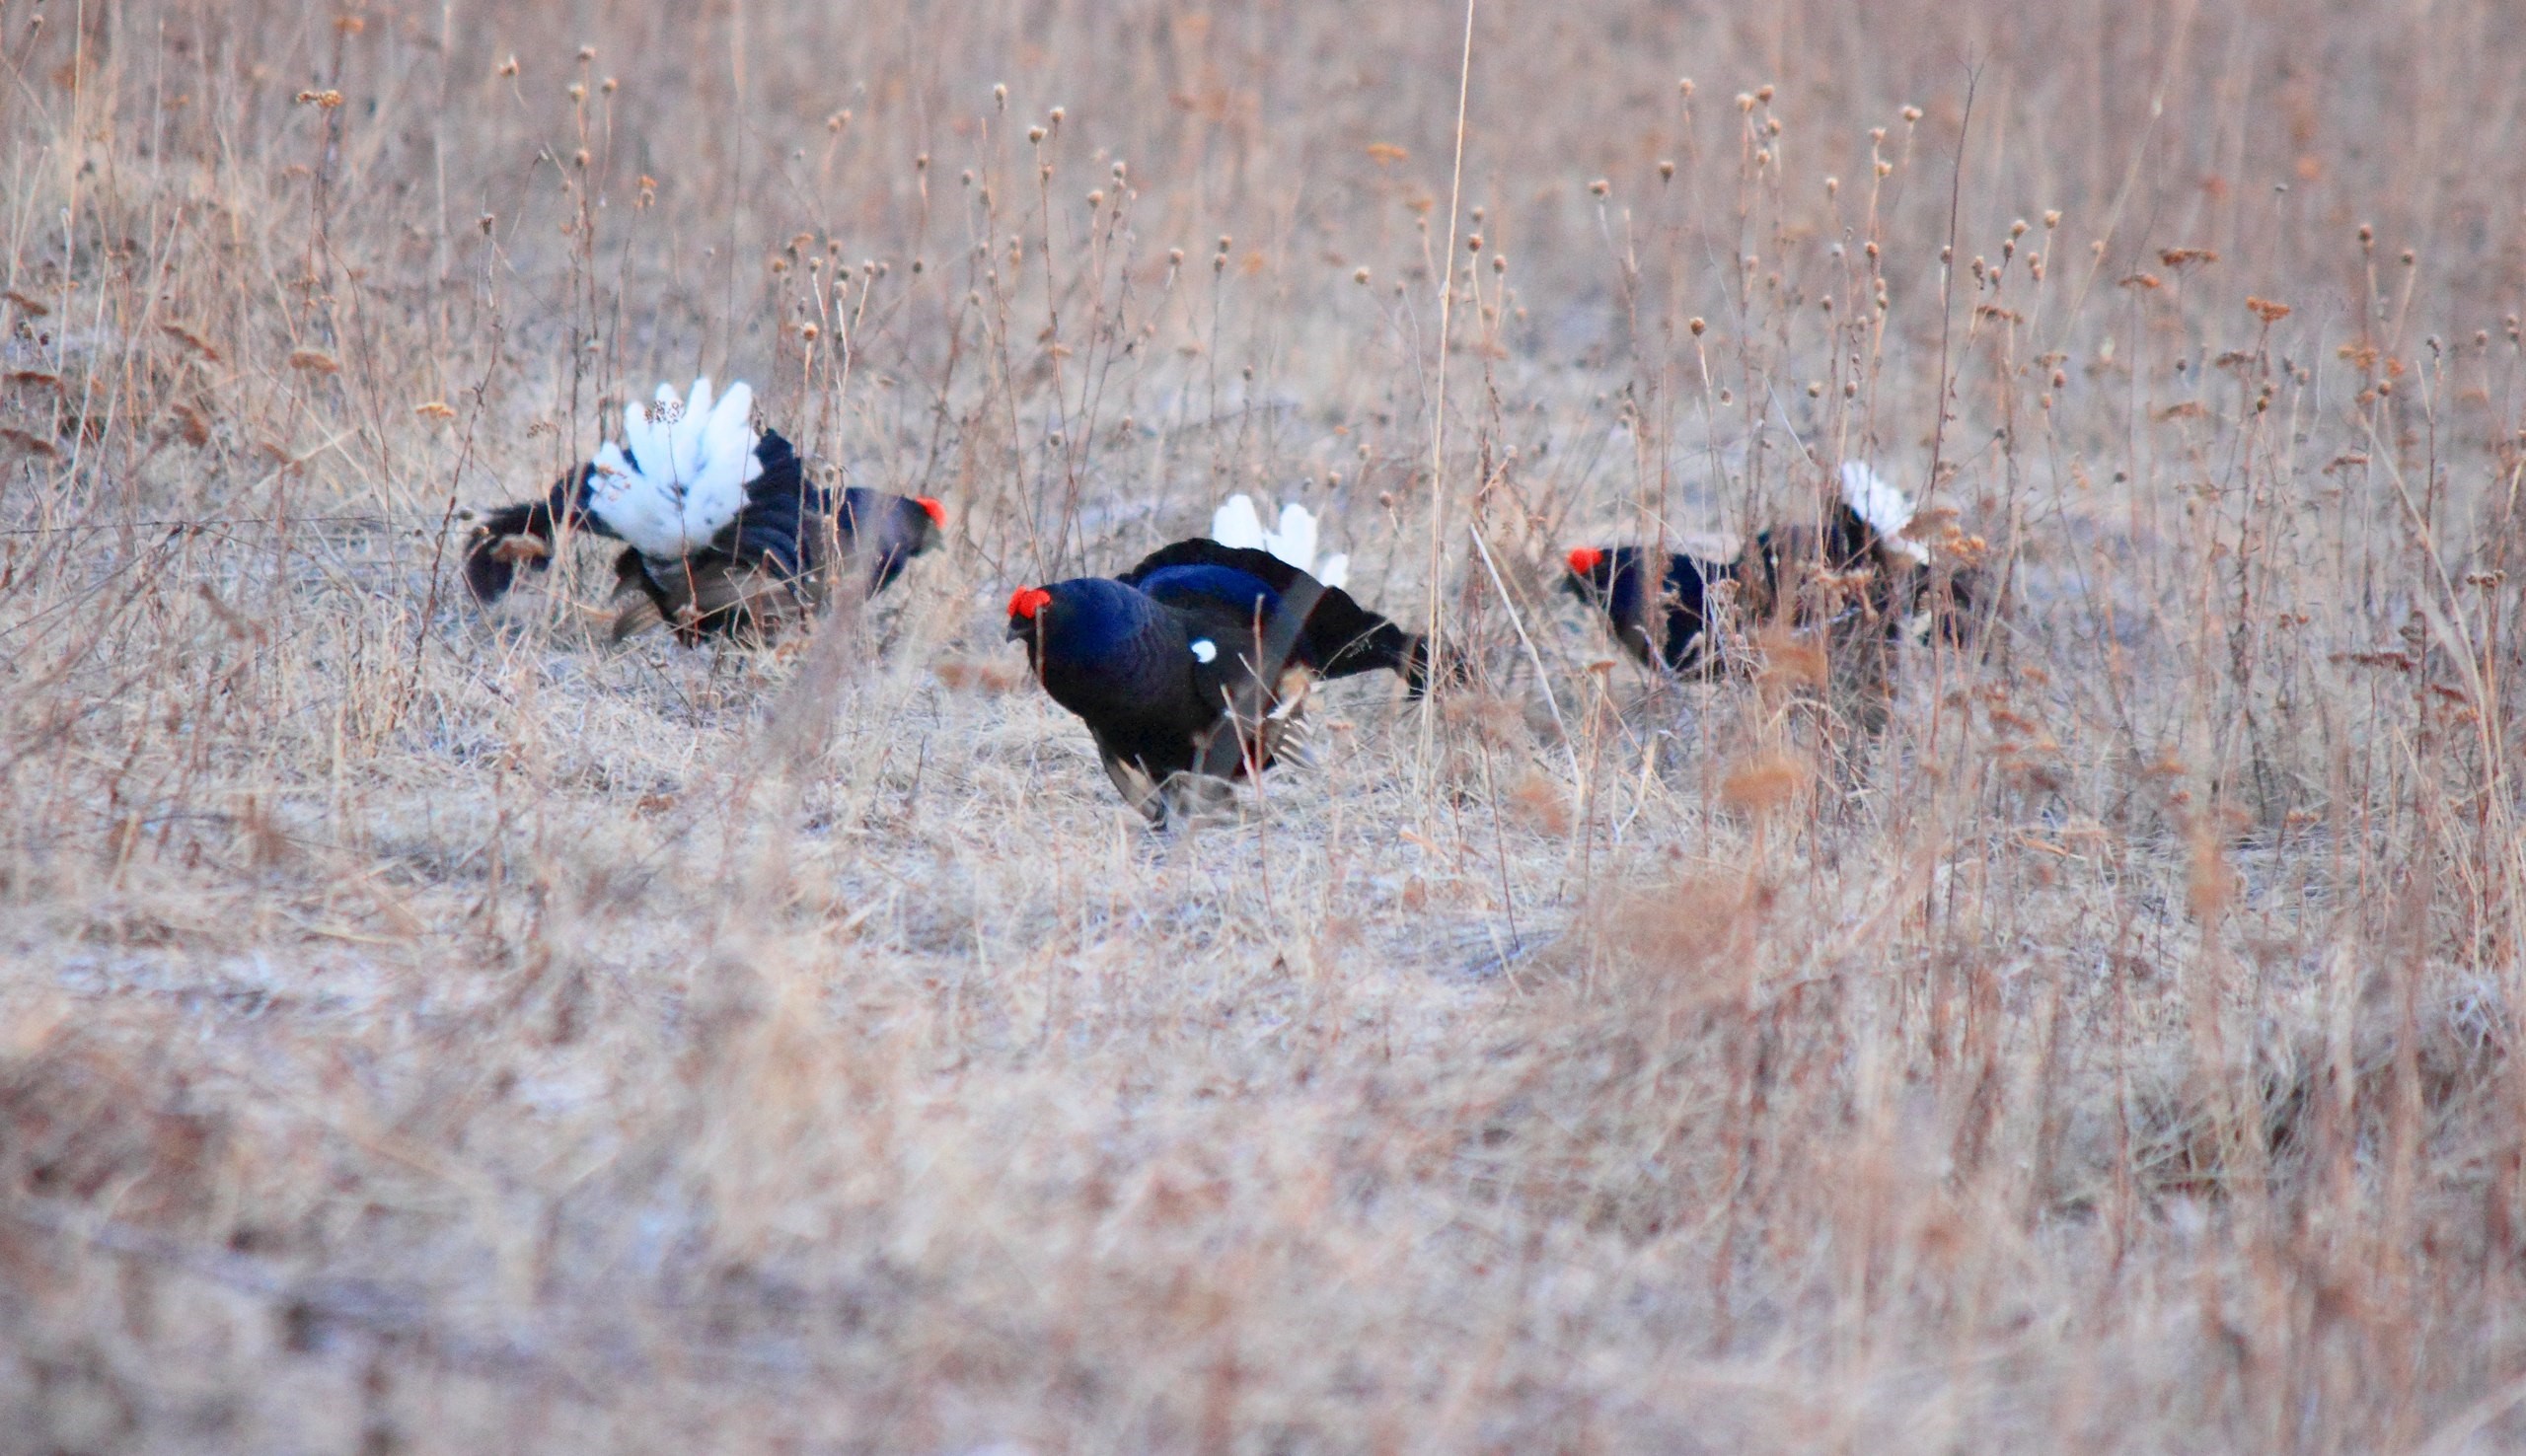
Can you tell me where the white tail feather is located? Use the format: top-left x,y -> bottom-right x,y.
585,378 -> 764,559
1210,492 -> 1348,588
1211,494 -> 1267,551
1838,461 -> 1929,564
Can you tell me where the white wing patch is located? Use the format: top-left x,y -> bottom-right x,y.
1838,461 -> 1930,565
1189,638 -> 1219,664
1210,492 -> 1349,589
585,377 -> 765,559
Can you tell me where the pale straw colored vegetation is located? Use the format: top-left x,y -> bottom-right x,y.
5,1 -> 2526,1450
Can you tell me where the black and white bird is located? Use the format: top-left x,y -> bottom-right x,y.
464,378 -> 944,643
1564,462 -> 1971,672
1006,506 -> 1436,823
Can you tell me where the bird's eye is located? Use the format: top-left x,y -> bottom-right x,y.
1190,639 -> 1218,663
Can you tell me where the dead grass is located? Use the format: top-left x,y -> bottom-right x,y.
6,0 -> 2526,1450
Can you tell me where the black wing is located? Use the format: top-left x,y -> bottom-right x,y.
1120,539 -> 1439,692
713,430 -> 820,579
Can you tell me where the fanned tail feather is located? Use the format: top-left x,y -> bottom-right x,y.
1837,461 -> 1929,564
1212,494 -> 1268,551
1209,492 -> 1349,589
584,378 -> 766,558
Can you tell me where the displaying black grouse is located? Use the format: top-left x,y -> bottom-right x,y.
464,377 -> 944,643
1008,536 -> 1437,823
1565,463 -> 1973,672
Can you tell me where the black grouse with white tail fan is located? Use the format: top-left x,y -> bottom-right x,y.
1007,504 -> 1436,822
1564,462 -> 1974,671
464,378 -> 944,643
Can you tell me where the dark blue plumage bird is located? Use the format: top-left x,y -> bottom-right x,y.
1006,538 -> 1438,822
1564,464 -> 1975,673
1560,545 -> 1734,674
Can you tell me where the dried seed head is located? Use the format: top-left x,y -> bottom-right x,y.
1218,234 -> 1233,253
2357,223 -> 2374,246
1027,125 -> 1047,143
1875,160 -> 1893,178
1169,248 -> 1185,266
1677,78 -> 1694,97
994,83 -> 1008,108
566,81 -> 586,102
2401,248 -> 2416,266
1088,190 -> 1104,207
961,169 -> 975,185
1465,234 -> 1482,252
1756,84 -> 1775,103
1765,116 -> 1781,136
1491,255 -> 1507,273
1048,107 -> 1065,125
1735,93 -> 1755,112
1354,267 -> 1372,284
1900,105 -> 1923,122
1689,317 -> 1706,336
1863,240 -> 1880,259
1659,159 -> 1676,181
800,323 -> 819,341
1590,178 -> 1610,196
601,77 -> 618,94
577,44 -> 597,61
2010,218 -> 2029,238
497,55 -> 519,78
1823,176 -> 1838,196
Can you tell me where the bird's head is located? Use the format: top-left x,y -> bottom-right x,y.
916,496 -> 947,534
1562,545 -> 1612,602
1005,585 -> 1054,642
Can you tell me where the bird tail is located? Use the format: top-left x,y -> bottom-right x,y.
1211,493 -> 1268,551
1211,493 -> 1347,589
1836,461 -> 1930,564
463,473 -> 584,604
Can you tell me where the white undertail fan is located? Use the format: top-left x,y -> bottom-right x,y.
1836,461 -> 1930,565
586,378 -> 764,559
1211,493 -> 1349,589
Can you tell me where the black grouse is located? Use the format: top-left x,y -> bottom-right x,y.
1565,463 -> 1973,672
464,377 -> 944,643
1560,544 -> 1735,674
1007,537 -> 1437,823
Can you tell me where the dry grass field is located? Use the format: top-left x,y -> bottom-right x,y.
6,0 -> 2526,1449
